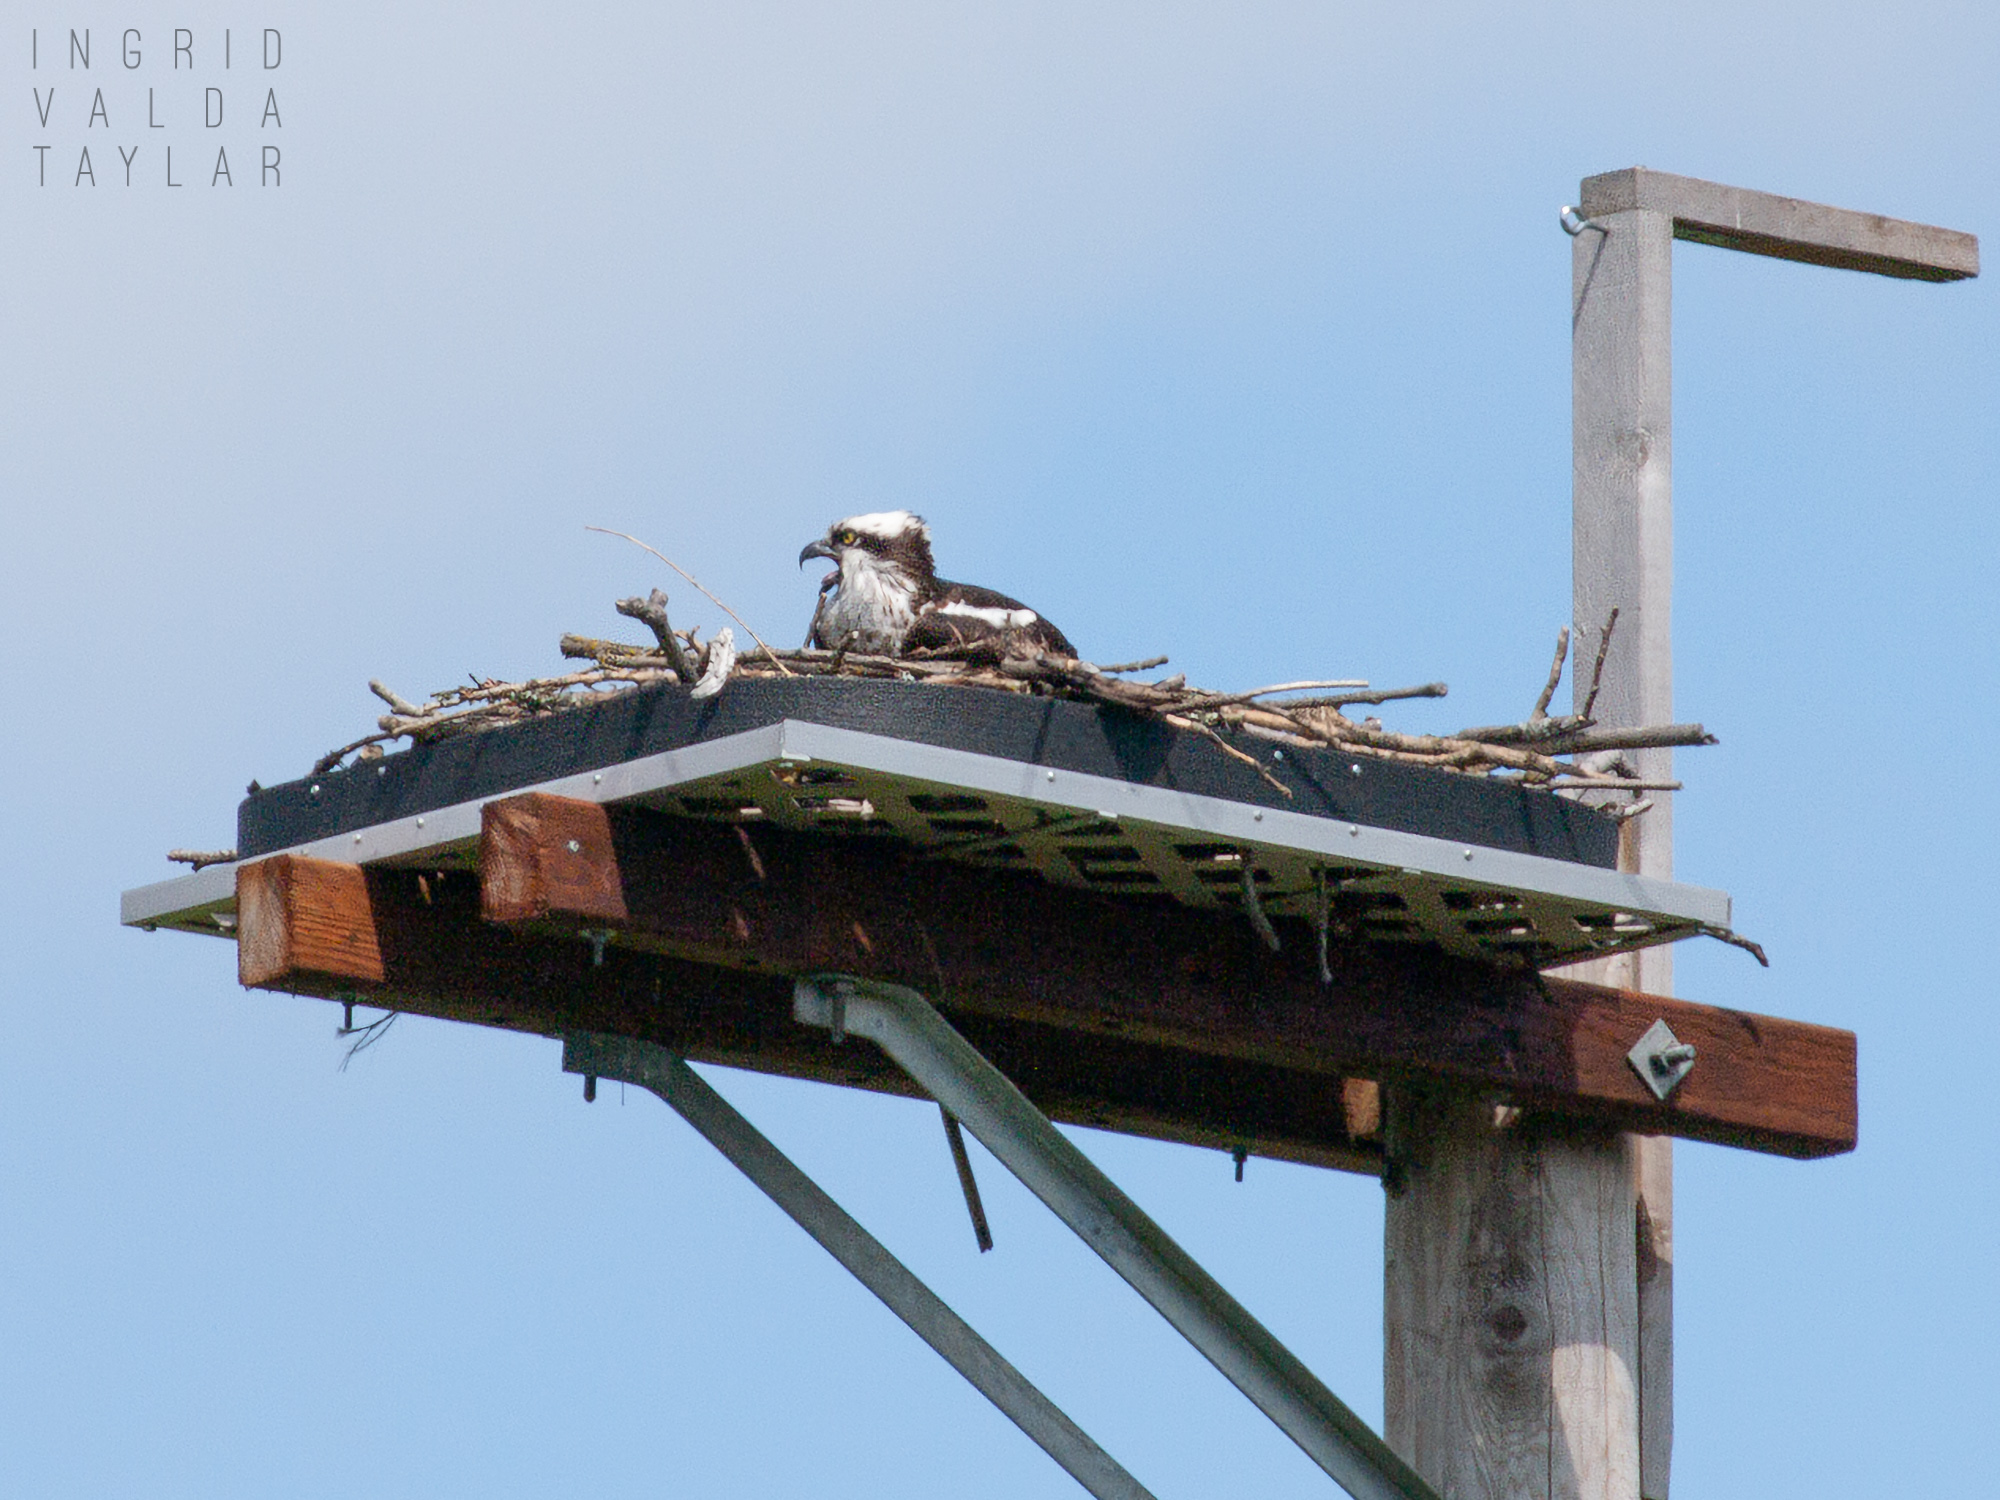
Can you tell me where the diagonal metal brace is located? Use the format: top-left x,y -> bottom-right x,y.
562,1031 -> 1156,1500
794,974 -> 1439,1500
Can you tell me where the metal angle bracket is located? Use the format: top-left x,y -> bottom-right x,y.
561,1031 -> 1156,1500
793,973 -> 1440,1500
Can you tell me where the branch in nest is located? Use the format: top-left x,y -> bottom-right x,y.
616,589 -> 696,678
1278,682 -> 1448,711
1531,627 -> 1570,721
1531,723 -> 1717,756
1172,679 -> 1369,713
1582,607 -> 1619,721
369,680 -> 423,716
1163,714 -> 1293,797
586,525 -> 794,675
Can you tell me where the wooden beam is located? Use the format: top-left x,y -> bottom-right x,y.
478,793 -> 1857,1159
238,854 -> 385,989
234,851 -> 1383,1175
1580,167 -> 1979,281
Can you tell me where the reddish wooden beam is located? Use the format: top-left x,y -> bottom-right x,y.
234,852 -> 1384,1174
479,792 -> 1857,1159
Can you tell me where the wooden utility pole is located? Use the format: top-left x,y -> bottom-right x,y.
1385,169 -> 1975,1500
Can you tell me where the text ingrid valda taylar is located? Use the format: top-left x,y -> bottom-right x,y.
28,27 -> 284,188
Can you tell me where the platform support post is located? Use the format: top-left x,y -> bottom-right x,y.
1382,171 -> 1974,1500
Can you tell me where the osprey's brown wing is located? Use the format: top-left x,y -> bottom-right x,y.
906,580 -> 1076,658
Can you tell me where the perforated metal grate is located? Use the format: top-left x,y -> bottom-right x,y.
637,754 -> 1704,969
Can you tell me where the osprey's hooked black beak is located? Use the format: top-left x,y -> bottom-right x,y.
799,538 -> 835,567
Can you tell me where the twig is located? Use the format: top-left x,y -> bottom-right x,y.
1532,723 -> 1716,756
616,589 -> 696,678
587,525 -> 794,675
1582,607 -> 1619,721
1164,715 -> 1293,797
1700,924 -> 1769,968
1532,627 -> 1570,720
1175,679 -> 1369,712
311,730 -> 398,775
337,1009 -> 399,1069
1239,857 -> 1281,952
1095,655 -> 1170,674
1551,777 -> 1683,791
1279,682 -> 1448,710
167,848 -> 239,870
369,680 -> 423,716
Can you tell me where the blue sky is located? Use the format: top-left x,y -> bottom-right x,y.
3,5 -> 1995,1496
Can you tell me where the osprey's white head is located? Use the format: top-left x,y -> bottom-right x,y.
799,510 -> 939,653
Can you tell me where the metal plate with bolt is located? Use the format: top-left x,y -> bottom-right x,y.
1627,1019 -> 1698,1101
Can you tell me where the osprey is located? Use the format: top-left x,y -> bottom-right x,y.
799,511 -> 1077,658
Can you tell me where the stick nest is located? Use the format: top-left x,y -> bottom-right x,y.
312,591 -> 1713,815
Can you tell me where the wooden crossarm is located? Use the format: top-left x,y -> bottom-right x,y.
476,792 -> 1858,1159
234,850 -> 1385,1175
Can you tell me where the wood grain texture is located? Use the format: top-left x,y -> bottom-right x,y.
1579,167 -> 1979,281
1385,1092 -> 1641,1500
480,793 -> 627,926
478,793 -> 1857,1158
236,855 -> 385,989
236,857 -> 1381,1174
1568,190 -> 1687,1499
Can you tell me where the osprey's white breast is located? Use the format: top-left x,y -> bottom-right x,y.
818,551 -> 921,653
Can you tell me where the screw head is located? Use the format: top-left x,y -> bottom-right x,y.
566,839 -> 582,854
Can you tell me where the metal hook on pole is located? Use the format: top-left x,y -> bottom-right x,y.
1560,204 -> 1607,237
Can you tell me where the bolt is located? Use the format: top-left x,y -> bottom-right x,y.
584,1074 -> 598,1103
1349,764 -> 1362,777
567,839 -> 582,854
309,784 -> 321,797
1651,1042 -> 1697,1075
1463,848 -> 1474,861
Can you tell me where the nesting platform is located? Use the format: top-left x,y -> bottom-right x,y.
131,678 -> 1722,966
123,677 -> 1855,1173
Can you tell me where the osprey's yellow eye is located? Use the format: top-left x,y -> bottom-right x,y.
837,529 -> 858,546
